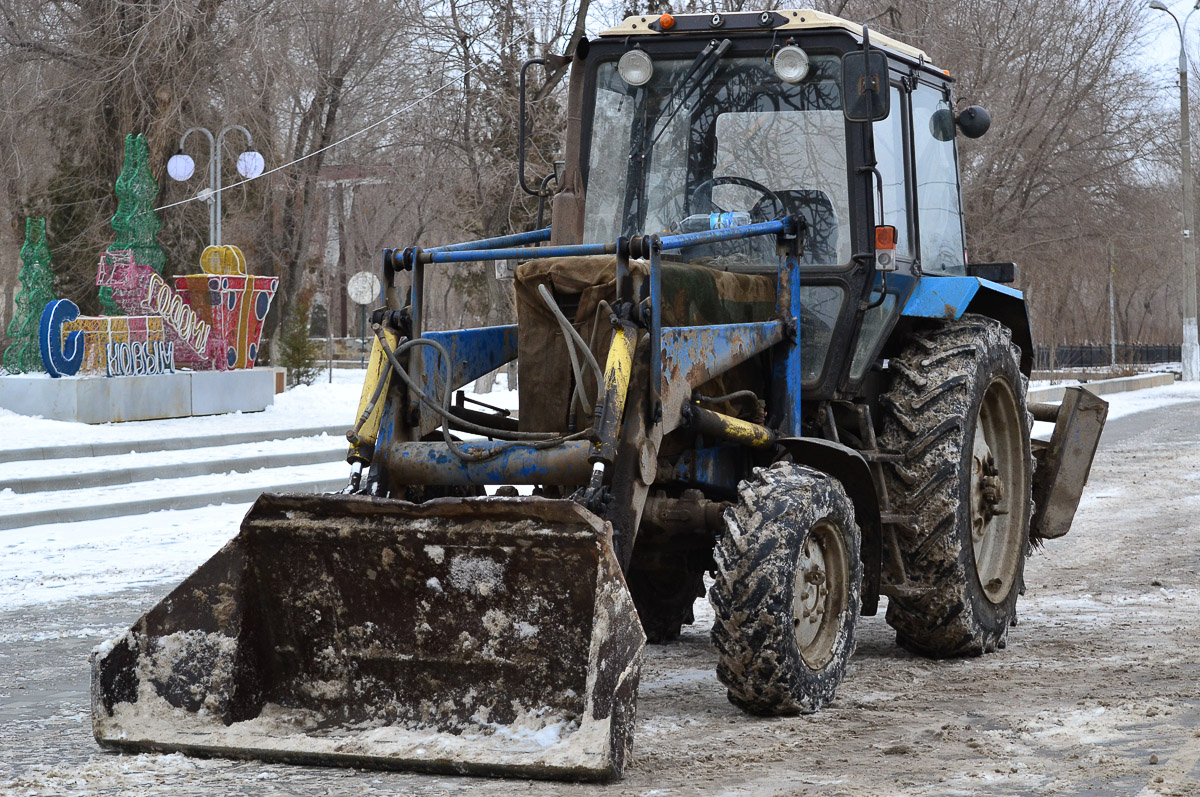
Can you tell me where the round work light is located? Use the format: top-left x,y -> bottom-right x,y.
773,45 -> 810,84
618,49 -> 654,87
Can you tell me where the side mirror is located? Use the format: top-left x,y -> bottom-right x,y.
957,105 -> 991,138
842,50 -> 890,122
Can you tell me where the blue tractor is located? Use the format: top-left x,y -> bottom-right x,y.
93,9 -> 1107,782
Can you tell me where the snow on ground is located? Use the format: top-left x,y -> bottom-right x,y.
0,504 -> 247,609
0,460 -> 345,514
1092,378 -> 1200,420
0,432 -> 342,482
1032,378 -> 1200,440
0,368 -> 519,611
0,372 -> 1195,614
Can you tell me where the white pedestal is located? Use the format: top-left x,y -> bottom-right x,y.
0,369 -> 275,423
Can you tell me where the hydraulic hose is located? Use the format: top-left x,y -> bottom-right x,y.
537,283 -> 603,416
372,326 -> 589,463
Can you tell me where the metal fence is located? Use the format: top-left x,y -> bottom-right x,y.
1033,344 -> 1180,370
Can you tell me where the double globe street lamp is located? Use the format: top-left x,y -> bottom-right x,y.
1150,0 -> 1200,381
167,125 -> 265,248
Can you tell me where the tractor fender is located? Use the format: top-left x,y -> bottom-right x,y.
775,437 -> 882,616
900,276 -> 1033,376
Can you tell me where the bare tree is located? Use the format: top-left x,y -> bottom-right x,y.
0,0 -> 260,310
0,0 -> 1183,362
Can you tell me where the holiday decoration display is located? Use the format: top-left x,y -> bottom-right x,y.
40,299 -> 170,377
174,245 -> 278,369
20,133 -> 276,382
38,247 -> 277,378
98,249 -> 218,366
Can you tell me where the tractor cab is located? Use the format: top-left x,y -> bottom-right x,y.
553,10 -> 979,399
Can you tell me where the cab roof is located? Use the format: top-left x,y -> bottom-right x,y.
599,8 -> 933,69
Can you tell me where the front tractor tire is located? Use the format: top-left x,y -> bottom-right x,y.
710,464 -> 862,715
880,314 -> 1033,658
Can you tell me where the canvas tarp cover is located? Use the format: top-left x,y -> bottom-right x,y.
515,256 -> 776,433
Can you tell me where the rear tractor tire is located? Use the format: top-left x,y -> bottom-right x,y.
879,314 -> 1033,658
710,464 -> 862,715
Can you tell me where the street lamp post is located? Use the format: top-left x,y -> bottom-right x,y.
166,125 -> 265,248
1151,0 -> 1200,381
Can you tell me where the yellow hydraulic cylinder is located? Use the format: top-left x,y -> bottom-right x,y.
346,327 -> 401,465
588,323 -> 637,467
687,404 -> 777,449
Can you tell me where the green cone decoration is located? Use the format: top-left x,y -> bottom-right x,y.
3,218 -> 57,373
102,133 -> 165,315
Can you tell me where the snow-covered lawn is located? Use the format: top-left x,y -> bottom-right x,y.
1092,378 -> 1200,420
0,505 -> 247,608
0,369 -> 518,611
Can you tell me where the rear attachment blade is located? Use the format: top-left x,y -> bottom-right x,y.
91,493 -> 645,781
1030,386 -> 1109,541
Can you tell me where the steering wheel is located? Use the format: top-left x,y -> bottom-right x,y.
687,175 -> 787,220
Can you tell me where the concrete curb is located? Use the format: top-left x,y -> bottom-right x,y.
0,426 -> 346,465
0,479 -> 345,531
1027,373 -> 1175,404
0,446 -> 346,494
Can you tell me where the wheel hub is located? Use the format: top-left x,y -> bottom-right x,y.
792,519 -> 848,670
972,452 -> 1006,538
969,377 -> 1029,604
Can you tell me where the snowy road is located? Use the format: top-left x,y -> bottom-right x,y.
1,379 -> 1199,795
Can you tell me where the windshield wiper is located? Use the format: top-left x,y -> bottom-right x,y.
623,38 -> 732,232
645,38 -> 731,154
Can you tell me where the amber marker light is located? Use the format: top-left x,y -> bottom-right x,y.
659,13 -> 675,29
875,225 -> 898,270
875,225 -> 897,250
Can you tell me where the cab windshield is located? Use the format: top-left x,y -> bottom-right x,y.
584,53 -> 849,269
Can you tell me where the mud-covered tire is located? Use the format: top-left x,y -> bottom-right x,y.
879,314 -> 1033,658
626,565 -> 705,644
710,464 -> 862,715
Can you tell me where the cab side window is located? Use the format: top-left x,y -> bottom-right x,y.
872,84 -> 911,258
911,82 -> 965,274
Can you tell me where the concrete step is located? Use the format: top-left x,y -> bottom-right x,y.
0,477 -> 345,531
0,425 -> 347,465
1,445 -> 346,494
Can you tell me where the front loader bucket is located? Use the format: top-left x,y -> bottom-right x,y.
90,494 -> 645,781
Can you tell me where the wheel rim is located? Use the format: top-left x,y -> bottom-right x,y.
969,376 -> 1029,604
792,518 -> 849,669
